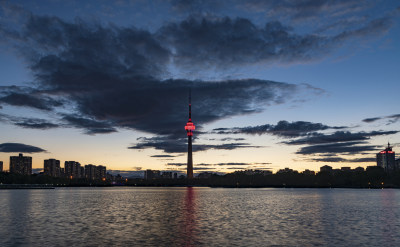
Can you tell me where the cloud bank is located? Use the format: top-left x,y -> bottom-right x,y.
0,143 -> 46,153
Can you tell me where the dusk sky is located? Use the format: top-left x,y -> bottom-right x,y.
0,0 -> 399,176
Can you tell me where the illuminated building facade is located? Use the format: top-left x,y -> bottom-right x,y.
44,159 -> 61,177
96,165 -> 106,180
185,90 -> 195,179
376,143 -> 396,172
65,161 -> 82,179
85,164 -> 97,180
10,153 -> 32,175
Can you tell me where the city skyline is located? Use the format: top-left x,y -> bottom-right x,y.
0,1 -> 399,174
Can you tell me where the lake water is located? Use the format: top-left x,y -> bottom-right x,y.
0,187 -> 399,246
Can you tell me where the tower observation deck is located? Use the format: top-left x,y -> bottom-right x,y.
185,90 -> 195,179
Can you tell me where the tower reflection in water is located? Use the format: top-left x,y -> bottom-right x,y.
179,187 -> 197,246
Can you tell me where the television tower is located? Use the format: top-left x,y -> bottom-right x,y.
185,89 -> 195,179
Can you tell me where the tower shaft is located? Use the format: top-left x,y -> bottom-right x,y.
187,135 -> 193,179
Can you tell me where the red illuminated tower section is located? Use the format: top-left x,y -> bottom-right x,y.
185,90 -> 195,179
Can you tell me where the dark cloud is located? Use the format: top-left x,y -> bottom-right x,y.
0,142 -> 46,153
166,163 -> 187,167
150,154 -> 177,158
284,130 -> 399,145
296,141 -> 379,155
310,157 -> 376,163
61,114 -> 117,135
0,9 -> 394,140
362,117 -> 382,123
158,13 -> 393,69
129,136 -> 262,153
193,167 -> 215,170
242,0 -> 365,21
171,0 -> 223,13
387,114 -> 400,124
158,17 -> 328,69
14,119 -> 59,129
0,113 -> 59,130
362,114 -> 400,124
214,120 -> 344,137
166,162 -> 263,167
0,87 -> 62,111
214,162 -> 250,166
219,137 -> 246,141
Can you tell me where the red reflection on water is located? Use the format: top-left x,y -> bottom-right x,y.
180,187 -> 197,246
381,190 -> 397,243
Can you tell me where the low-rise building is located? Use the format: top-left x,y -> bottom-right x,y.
302,169 -> 315,175
320,165 -> 333,173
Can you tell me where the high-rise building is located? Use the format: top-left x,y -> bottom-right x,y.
96,165 -> 106,180
85,164 -> 97,180
80,167 -> 85,179
44,159 -> 61,177
10,153 -> 32,175
185,90 -> 195,179
65,161 -> 82,179
0,161 -> 3,172
376,143 -> 396,172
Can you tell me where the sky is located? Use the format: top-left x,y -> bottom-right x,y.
0,0 -> 399,176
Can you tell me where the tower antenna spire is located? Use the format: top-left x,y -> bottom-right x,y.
189,88 -> 192,120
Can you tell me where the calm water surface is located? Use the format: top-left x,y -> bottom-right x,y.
1,187 -> 400,246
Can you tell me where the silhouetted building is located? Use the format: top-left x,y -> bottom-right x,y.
185,90 -> 195,179
320,165 -> 333,173
397,159 -> 400,170
0,161 -> 3,172
277,168 -> 297,174
96,165 -> 106,180
354,167 -> 365,172
85,164 -> 97,180
44,159 -> 61,177
65,161 -> 82,179
341,167 -> 351,172
10,153 -> 32,175
144,169 -> 160,179
80,167 -> 85,179
302,169 -> 315,175
106,172 -> 114,181
367,166 -> 384,172
377,143 -> 396,172
197,172 -> 213,178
